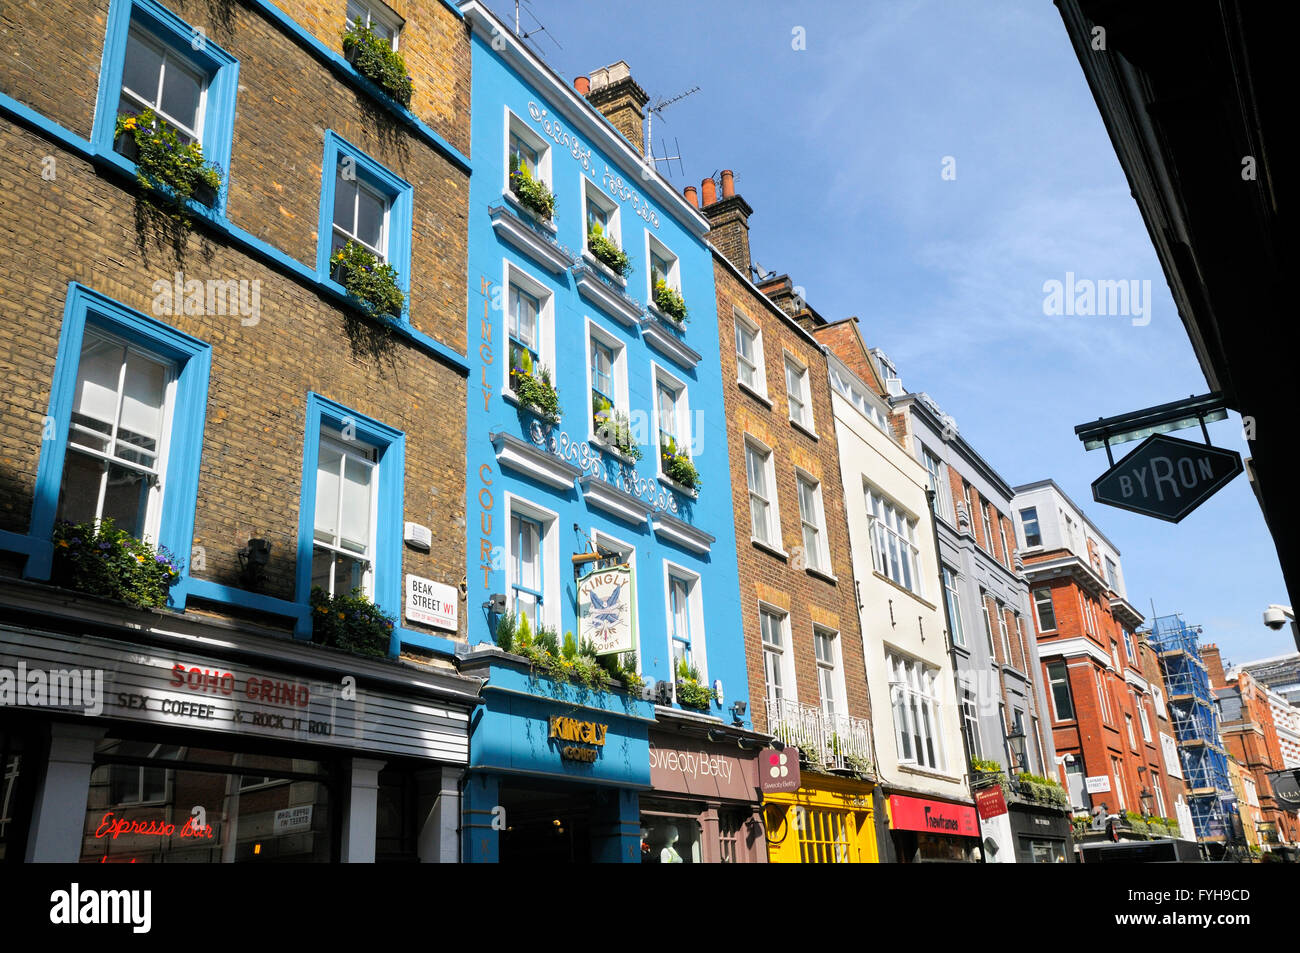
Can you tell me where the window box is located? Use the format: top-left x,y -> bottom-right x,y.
659,438 -> 701,493
675,661 -> 715,711
330,242 -> 405,319
114,110 -> 223,212
587,224 -> 630,278
508,161 -> 555,223
51,518 -> 181,610
652,280 -> 688,324
342,18 -> 413,107
309,585 -> 395,659
509,355 -> 560,424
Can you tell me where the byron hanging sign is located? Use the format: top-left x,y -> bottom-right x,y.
577,563 -> 636,656
1091,433 -> 1242,523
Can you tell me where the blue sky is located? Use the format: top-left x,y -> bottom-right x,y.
483,0 -> 1294,665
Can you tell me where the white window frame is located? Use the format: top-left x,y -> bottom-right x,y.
501,260 -> 555,401
981,590 -> 996,656
645,232 -> 681,305
784,351 -> 814,432
981,501 -> 994,556
504,493 -> 560,634
759,604 -> 795,722
922,446 -> 951,524
1137,695 -> 1153,743
503,107 -> 552,204
961,684 -> 982,759
733,308 -> 767,397
346,0 -> 403,49
1019,506 -> 1042,548
664,560 -> 705,682
813,625 -> 846,720
1096,670 -> 1113,725
1111,756 -> 1127,811
795,469 -> 830,575
942,565 -> 965,648
120,24 -> 207,145
62,326 -> 177,544
744,435 -> 783,552
888,651 -> 946,772
580,176 -> 621,249
332,169 -> 390,262
1034,587 -> 1057,632
311,427 -> 380,599
584,318 -> 629,448
865,484 -> 923,597
1046,661 -> 1075,721
651,361 -> 691,484
1125,713 -> 1138,750
998,517 -> 1012,568
1151,685 -> 1169,720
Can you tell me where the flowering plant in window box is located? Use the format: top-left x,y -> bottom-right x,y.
509,347 -> 560,423
592,396 -> 642,461
310,586 -> 395,658
586,222 -> 630,277
330,241 -> 405,319
659,436 -> 701,491
652,278 -> 688,324
114,110 -> 222,209
674,659 -> 715,710
342,18 -> 413,107
51,519 -> 181,610
508,157 -> 555,222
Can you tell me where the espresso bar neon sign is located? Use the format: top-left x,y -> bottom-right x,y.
94,812 -> 214,840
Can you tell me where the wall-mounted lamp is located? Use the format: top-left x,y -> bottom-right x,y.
484,593 -> 506,614
731,700 -> 747,726
237,538 -> 271,590
707,728 -> 727,744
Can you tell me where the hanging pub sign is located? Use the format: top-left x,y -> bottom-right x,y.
577,563 -> 636,656
1090,433 -> 1242,523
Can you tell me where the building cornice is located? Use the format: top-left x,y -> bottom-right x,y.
897,395 -> 1015,501
1039,636 -> 1113,669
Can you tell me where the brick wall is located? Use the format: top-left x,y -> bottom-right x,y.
0,0 -> 470,638
713,256 -> 869,734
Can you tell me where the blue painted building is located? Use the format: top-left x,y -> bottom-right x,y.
458,1 -> 759,863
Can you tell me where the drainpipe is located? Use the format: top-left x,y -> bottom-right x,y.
926,487 -> 985,863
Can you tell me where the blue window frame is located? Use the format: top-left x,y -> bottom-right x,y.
27,283 -> 211,589
296,394 -> 404,638
510,513 -> 543,628
316,131 -> 413,305
92,0 -> 239,211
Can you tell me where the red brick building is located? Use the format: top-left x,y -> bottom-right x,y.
1203,644 -> 1300,848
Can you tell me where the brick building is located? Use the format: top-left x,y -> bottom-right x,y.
1012,481 -> 1180,839
690,174 -> 880,863
0,0 -> 479,863
1203,643 -> 1300,849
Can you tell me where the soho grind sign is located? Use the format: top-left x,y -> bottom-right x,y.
1091,433 -> 1242,523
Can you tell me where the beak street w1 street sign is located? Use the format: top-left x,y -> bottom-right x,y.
1091,433 -> 1243,523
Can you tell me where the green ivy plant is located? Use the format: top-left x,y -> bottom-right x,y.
331,240 -> 405,319
653,278 -> 688,323
310,586 -> 396,658
114,110 -> 222,217
342,18 -> 413,107
510,347 -> 560,422
660,436 -> 701,491
508,157 -> 556,221
587,222 -> 630,276
51,519 -> 181,609
674,658 -> 716,710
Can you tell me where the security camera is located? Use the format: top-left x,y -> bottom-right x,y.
1264,606 -> 1289,630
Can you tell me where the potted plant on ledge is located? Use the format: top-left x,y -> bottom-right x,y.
674,658 -> 715,710
51,519 -> 181,610
331,241 -> 405,319
587,222 -> 630,277
509,158 -> 556,223
593,396 -> 642,461
652,278 -> 688,324
509,347 -> 560,423
114,110 -> 223,211
310,586 -> 395,658
660,436 -> 701,493
342,18 -> 414,107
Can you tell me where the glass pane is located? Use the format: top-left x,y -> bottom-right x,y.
355,186 -> 385,254
101,462 -> 149,537
159,55 -> 203,133
118,349 -> 167,449
339,456 -> 373,552
333,172 -> 355,233
314,444 -> 343,542
311,546 -> 335,592
122,31 -> 163,102
657,384 -> 676,438
750,497 -> 769,542
57,450 -> 104,525
74,335 -> 125,430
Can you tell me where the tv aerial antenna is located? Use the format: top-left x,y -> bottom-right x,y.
645,85 -> 700,177
512,0 -> 561,56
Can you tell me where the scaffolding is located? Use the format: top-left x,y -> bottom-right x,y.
1150,614 -> 1234,842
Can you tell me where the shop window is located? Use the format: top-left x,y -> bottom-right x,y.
640,814 -> 701,863
797,807 -> 850,864
718,810 -> 746,864
1020,837 -> 1067,863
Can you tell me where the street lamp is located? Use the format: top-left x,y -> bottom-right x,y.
1006,725 -> 1027,775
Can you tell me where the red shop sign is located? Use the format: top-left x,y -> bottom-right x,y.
974,785 -> 1008,821
889,795 -> 979,836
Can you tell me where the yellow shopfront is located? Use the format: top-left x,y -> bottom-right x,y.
763,774 -> 881,864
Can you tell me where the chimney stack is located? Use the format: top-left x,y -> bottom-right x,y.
583,61 -> 649,156
699,169 -> 753,276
